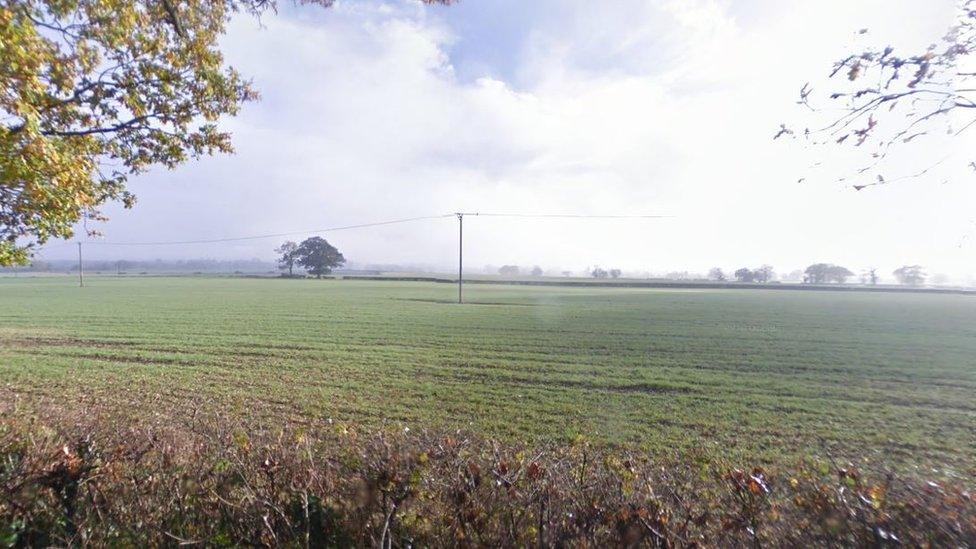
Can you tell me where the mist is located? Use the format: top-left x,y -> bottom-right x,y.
35,0 -> 974,283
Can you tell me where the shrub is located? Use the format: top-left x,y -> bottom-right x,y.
1,401 -> 973,547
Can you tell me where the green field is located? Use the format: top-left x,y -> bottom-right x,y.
1,276 -> 974,472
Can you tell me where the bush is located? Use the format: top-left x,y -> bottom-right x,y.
1,402 -> 973,547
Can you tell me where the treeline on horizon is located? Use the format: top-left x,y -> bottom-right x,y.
0,258 -> 416,276
0,259 -> 956,288
1,258 -> 277,274
1,241 -> 955,288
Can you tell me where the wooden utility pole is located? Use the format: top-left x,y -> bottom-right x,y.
77,242 -> 84,287
456,213 -> 463,303
454,213 -> 480,303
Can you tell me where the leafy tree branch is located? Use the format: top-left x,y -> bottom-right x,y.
778,1 -> 976,190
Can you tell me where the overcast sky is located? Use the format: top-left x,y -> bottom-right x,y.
39,0 -> 975,282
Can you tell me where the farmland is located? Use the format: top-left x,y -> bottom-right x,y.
1,276 -> 974,473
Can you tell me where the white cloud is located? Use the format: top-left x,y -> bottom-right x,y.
51,0 -> 976,281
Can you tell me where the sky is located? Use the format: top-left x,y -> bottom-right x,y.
39,0 -> 975,283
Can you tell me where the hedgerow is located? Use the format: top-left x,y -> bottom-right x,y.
1,401 -> 973,547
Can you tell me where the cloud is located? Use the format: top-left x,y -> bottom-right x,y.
50,0 -> 976,280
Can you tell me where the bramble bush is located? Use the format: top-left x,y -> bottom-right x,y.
1,400 -> 973,547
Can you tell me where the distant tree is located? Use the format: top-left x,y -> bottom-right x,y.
591,267 -> 609,279
804,264 -> 828,284
609,268 -> 622,279
861,268 -> 879,285
754,265 -> 775,283
707,267 -> 726,281
561,271 -> 573,277
295,237 -> 345,278
804,263 -> 854,284
498,265 -> 520,276
275,241 -> 299,277
781,269 -> 804,282
827,266 -> 855,284
893,265 -> 926,286
531,266 -> 544,277
734,268 -> 756,283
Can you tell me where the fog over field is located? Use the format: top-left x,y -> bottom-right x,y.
34,0 -> 975,283
8,0 -> 976,544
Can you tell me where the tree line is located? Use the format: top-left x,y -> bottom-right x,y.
708,264 -> 928,286
491,263 -> 932,286
0,258 -> 274,274
9,238 -> 936,287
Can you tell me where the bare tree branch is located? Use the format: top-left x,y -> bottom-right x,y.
779,0 -> 976,189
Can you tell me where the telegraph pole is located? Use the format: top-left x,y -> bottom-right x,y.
455,212 -> 480,304
456,213 -> 463,303
77,242 -> 84,287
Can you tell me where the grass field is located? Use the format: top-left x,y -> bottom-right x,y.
1,276 -> 974,473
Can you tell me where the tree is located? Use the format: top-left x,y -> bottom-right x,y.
591,267 -> 608,279
530,265 -> 544,277
804,263 -> 854,284
754,265 -> 775,283
275,241 -> 299,277
295,237 -> 344,278
734,268 -> 756,283
609,268 -> 621,279
781,269 -> 805,283
830,266 -> 855,283
804,264 -> 828,284
779,2 -> 976,189
862,268 -> 879,285
498,265 -> 519,276
0,0 -> 449,265
707,267 -> 726,281
893,265 -> 926,286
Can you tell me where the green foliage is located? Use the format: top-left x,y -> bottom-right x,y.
274,240 -> 299,276
893,265 -> 926,286
734,267 -> 755,282
0,0 -> 451,265
804,263 -> 855,284
0,0 -> 271,264
295,236 -> 344,277
498,265 -> 519,276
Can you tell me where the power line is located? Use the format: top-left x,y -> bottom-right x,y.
81,214 -> 454,246
46,212 -> 671,248
462,213 -> 672,219
35,210 -> 674,301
